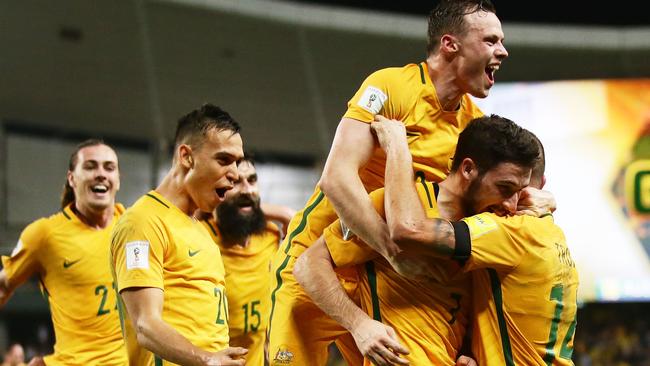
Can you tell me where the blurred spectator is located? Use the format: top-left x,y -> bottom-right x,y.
1,343 -> 26,366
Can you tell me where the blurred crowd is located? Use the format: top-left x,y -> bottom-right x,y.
573,302 -> 650,366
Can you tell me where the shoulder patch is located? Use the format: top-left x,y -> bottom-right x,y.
462,214 -> 498,239
125,241 -> 150,270
357,86 -> 387,114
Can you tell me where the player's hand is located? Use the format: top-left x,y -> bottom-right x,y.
456,355 -> 478,366
205,347 -> 248,366
371,115 -> 408,152
351,317 -> 410,366
516,187 -> 556,217
27,356 -> 45,366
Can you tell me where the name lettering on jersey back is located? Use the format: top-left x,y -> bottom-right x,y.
126,241 -> 150,270
358,86 -> 387,114
555,242 -> 576,278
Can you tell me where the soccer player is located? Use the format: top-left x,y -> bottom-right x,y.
294,115 -> 540,365
201,155 -> 284,365
0,139 -> 128,365
376,118 -> 579,365
268,0 -> 508,364
110,104 -> 247,366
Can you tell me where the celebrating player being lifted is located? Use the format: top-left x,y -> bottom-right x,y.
268,0 -> 508,364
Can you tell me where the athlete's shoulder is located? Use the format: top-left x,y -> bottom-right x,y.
366,62 -> 425,86
475,212 -> 559,240
20,216 -> 54,242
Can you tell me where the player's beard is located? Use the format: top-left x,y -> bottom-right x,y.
461,173 -> 483,217
216,193 -> 267,245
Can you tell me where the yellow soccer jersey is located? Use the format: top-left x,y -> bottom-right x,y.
111,191 -> 229,366
1,204 -> 127,366
323,183 -> 472,365
458,213 -> 579,366
284,62 -> 483,258
202,218 -> 280,366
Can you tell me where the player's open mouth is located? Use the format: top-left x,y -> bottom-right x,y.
91,184 -> 109,194
485,64 -> 499,84
215,188 -> 228,199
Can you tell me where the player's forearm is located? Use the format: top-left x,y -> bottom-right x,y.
382,132 -> 434,250
294,241 -> 370,332
382,140 -> 457,257
132,315 -> 212,366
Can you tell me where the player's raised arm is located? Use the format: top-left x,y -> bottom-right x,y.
319,118 -> 400,258
371,116 -> 457,257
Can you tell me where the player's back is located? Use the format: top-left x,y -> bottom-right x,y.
463,214 -> 579,365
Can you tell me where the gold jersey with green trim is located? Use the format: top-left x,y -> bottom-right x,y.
1,204 -> 127,366
111,191 -> 229,366
202,218 -> 280,366
284,61 -> 484,258
460,213 -> 579,366
323,182 -> 472,365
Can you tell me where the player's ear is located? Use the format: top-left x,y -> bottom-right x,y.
178,144 -> 194,170
541,175 -> 547,189
440,34 -> 459,54
460,158 -> 477,179
67,170 -> 75,188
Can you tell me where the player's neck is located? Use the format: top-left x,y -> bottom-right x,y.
221,235 -> 251,249
426,56 -> 463,112
436,176 -> 466,221
73,202 -> 114,229
156,167 -> 197,216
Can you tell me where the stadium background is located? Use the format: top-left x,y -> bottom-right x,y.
0,0 -> 649,364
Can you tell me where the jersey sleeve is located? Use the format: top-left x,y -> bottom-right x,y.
111,213 -> 168,292
456,213 -> 529,272
323,187 -> 388,267
1,219 -> 48,290
343,68 -> 406,123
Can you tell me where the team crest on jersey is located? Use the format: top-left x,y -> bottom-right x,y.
272,345 -> 294,364
125,241 -> 149,270
463,214 -> 497,239
357,86 -> 387,114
